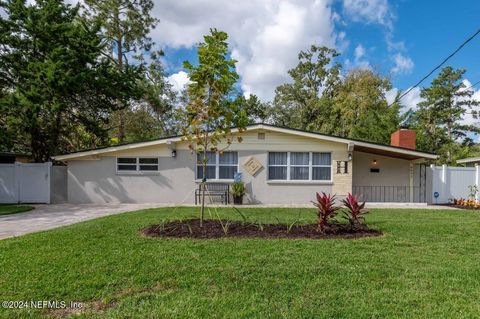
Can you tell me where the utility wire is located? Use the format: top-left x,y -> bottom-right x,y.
391,28 -> 480,106
462,79 -> 480,115
464,79 -> 480,91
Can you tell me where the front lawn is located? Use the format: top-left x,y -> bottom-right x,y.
0,205 -> 34,216
1,207 -> 480,318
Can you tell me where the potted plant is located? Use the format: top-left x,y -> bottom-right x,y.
231,181 -> 246,205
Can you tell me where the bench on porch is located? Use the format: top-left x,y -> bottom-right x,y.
195,183 -> 230,205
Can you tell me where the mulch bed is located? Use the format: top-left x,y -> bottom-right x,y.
141,219 -> 382,240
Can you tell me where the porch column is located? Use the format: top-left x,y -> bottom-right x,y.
409,162 -> 414,203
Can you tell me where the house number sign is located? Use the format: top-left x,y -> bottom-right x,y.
243,157 -> 263,177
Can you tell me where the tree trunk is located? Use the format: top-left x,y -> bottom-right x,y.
200,146 -> 207,227
114,8 -> 125,143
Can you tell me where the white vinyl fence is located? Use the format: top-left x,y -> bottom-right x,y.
0,162 -> 54,204
430,165 -> 479,204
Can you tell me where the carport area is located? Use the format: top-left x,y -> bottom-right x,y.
0,203 -> 164,240
352,148 -> 432,203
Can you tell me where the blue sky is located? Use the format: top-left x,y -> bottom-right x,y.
153,0 -> 480,112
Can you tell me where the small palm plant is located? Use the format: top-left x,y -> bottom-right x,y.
312,192 -> 340,233
342,193 -> 369,228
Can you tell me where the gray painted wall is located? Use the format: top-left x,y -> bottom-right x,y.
238,150 -> 332,204
68,151 -> 196,204
50,166 -> 68,203
67,150 -> 333,204
352,151 -> 410,187
352,151 -> 429,203
66,140 -> 424,204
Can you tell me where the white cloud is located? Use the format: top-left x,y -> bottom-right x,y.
458,79 -> 480,128
167,71 -> 190,93
342,0 -> 414,77
389,80 -> 480,128
354,44 -> 365,60
350,44 -> 371,69
342,0 -> 392,29
385,88 -> 397,106
402,87 -> 422,111
387,86 -> 422,112
391,53 -> 414,75
151,0 -> 337,100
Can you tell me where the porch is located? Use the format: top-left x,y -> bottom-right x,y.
351,151 -> 429,203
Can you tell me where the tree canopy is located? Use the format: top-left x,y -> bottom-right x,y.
270,46 -> 401,144
1,0 -> 479,166
0,0 -> 141,162
178,29 -> 247,225
409,66 -> 480,164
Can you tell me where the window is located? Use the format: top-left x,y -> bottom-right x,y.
268,152 -> 287,180
312,153 -> 331,180
139,158 -> 159,171
117,157 -> 159,172
117,158 -> 137,171
268,152 -> 331,181
196,151 -> 238,180
219,152 -> 238,179
290,152 -> 309,180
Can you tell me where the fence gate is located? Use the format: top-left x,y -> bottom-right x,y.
0,162 -> 51,204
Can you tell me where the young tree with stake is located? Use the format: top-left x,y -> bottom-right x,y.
179,29 -> 248,227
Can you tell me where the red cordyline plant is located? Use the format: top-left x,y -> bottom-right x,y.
342,193 -> 369,228
312,192 -> 341,233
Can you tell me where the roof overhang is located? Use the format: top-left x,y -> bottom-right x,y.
53,123 -> 438,161
353,145 -> 436,160
457,157 -> 480,164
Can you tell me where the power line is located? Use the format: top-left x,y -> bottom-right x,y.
392,28 -> 480,106
462,80 -> 480,115
464,79 -> 480,91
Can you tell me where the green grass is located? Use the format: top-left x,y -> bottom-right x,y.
0,205 -> 34,216
1,207 -> 480,318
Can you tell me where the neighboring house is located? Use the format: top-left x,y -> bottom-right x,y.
0,152 -> 32,164
456,157 -> 480,167
54,124 -> 437,205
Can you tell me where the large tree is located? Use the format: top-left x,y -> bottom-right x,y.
0,0 -> 140,161
110,55 -> 177,143
178,29 -> 247,226
83,0 -> 159,142
271,45 -> 401,144
272,45 -> 341,131
330,68 -> 401,144
228,94 -> 271,124
411,66 -> 480,164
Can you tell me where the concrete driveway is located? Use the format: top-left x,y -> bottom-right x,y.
0,203 -> 167,240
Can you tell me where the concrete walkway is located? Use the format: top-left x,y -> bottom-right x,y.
0,203 -> 166,240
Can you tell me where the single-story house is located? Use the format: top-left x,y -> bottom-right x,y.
54,124 -> 437,205
0,152 -> 32,164
457,157 -> 480,167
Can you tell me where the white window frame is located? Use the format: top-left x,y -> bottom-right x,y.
311,152 -> 332,181
116,157 -> 159,173
290,152 -> 310,181
267,152 -> 288,181
196,151 -> 239,181
267,151 -> 332,182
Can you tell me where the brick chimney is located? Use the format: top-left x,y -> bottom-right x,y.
391,129 -> 416,150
